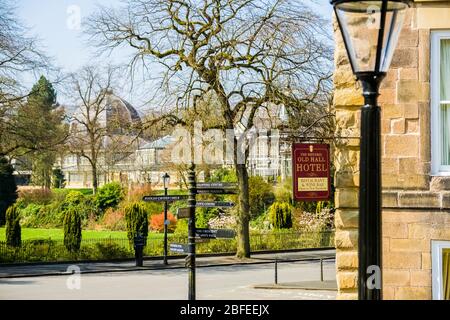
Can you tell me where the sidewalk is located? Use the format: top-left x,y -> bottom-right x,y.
0,249 -> 335,278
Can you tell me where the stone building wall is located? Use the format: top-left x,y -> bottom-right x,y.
333,0 -> 450,300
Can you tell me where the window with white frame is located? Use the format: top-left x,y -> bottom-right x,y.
432,241 -> 450,300
431,31 -> 450,174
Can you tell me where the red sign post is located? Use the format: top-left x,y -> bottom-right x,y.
292,143 -> 331,202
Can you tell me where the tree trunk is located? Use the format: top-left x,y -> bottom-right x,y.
204,166 -> 211,182
45,164 -> 51,189
235,163 -> 251,258
91,164 -> 98,195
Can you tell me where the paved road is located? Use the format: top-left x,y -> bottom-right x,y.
0,260 -> 337,300
0,249 -> 335,278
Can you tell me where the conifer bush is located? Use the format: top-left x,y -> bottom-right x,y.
268,202 -> 292,229
0,157 -> 18,226
124,202 -> 148,246
6,205 -> 21,247
63,207 -> 82,252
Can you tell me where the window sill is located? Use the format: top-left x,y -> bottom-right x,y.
430,176 -> 450,191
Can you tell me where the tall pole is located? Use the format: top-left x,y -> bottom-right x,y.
187,164 -> 196,300
358,73 -> 384,300
163,186 -> 168,265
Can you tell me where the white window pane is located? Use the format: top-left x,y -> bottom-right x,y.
441,104 -> 450,165
441,39 -> 450,101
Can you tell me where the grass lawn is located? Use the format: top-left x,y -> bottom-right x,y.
0,228 -> 167,241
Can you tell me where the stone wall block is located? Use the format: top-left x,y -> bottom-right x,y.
335,230 -> 359,249
335,210 -> 358,229
398,192 -> 440,208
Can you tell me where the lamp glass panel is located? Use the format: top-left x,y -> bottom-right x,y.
335,1 -> 408,73
335,1 -> 383,72
379,3 -> 408,71
163,175 -> 170,188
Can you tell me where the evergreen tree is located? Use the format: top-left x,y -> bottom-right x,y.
0,156 -> 17,226
18,76 -> 65,188
268,202 -> 292,229
5,204 -> 21,247
124,202 -> 148,246
63,208 -> 82,252
52,167 -> 66,188
28,76 -> 57,108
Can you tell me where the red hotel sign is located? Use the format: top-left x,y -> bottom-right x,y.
292,143 -> 331,202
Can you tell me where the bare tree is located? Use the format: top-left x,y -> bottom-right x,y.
87,0 -> 332,257
0,0 -> 58,158
68,66 -> 140,193
0,1 -> 48,101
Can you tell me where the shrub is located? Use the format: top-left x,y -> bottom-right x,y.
249,176 -> 275,218
169,200 -> 188,218
273,178 -> 293,203
124,202 -> 148,246
6,205 -> 21,247
268,202 -> 292,229
92,242 -> 131,260
293,207 -> 335,232
52,168 -> 66,188
195,209 -> 211,229
18,188 -> 53,205
295,200 -> 334,215
101,207 -> 126,231
249,212 -> 271,231
63,207 -> 82,252
126,184 -> 153,202
210,167 -> 238,182
19,191 -> 93,229
0,156 -> 17,226
208,214 -> 237,230
63,191 -> 85,207
62,191 -> 95,223
19,203 -> 42,226
174,218 -> 188,235
150,212 -> 177,233
94,182 -> 124,211
20,203 -> 53,228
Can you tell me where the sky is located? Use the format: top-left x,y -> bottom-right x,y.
16,0 -> 334,110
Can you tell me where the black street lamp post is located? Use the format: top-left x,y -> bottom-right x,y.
163,172 -> 170,265
330,0 -> 411,300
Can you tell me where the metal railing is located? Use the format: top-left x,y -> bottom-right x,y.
0,230 -> 334,264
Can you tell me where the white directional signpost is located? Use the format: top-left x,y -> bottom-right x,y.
169,243 -> 189,254
170,178 -> 238,300
177,207 -> 190,219
195,228 -> 236,239
196,201 -> 235,208
145,177 -> 238,300
143,195 -> 188,202
196,189 -> 238,195
196,182 -> 238,189
177,201 -> 235,219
